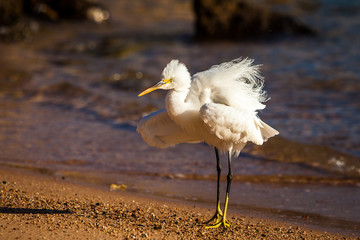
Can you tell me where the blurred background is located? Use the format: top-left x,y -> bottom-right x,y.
1,0 -> 359,235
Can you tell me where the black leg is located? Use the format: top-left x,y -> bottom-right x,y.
215,147 -> 221,209
225,151 -> 233,198
221,151 -> 232,228
203,147 -> 223,227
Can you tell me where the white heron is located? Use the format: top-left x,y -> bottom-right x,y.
137,58 -> 279,228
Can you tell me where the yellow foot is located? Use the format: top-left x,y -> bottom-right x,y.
203,211 -> 231,229
203,210 -> 223,225
205,217 -> 231,229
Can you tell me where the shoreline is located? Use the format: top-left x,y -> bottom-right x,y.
1,166 -> 357,239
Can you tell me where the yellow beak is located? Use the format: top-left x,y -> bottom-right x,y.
138,78 -> 171,97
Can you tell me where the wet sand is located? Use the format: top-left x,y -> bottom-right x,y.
1,167 -> 355,239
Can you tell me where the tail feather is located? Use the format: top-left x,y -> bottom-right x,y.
259,120 -> 279,142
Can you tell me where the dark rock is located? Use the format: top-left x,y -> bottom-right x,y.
0,0 -> 36,42
0,0 -> 109,42
23,0 -> 110,23
0,1 -> 23,26
193,0 -> 315,41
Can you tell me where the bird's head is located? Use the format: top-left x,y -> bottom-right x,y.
138,60 -> 191,97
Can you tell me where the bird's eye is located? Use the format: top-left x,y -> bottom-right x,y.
163,78 -> 172,84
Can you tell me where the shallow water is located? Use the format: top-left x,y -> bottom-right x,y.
1,0 -> 360,236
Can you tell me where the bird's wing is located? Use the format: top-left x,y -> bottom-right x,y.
187,58 -> 267,113
137,109 -> 202,148
200,103 -> 278,146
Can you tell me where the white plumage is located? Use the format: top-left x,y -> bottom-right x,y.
137,58 -> 278,228
137,58 -> 278,155
137,109 -> 201,148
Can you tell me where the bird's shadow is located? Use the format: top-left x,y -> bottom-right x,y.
0,207 -> 71,215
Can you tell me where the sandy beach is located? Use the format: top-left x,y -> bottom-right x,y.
1,167 -> 356,239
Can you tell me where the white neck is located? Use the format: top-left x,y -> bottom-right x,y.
165,87 -> 190,122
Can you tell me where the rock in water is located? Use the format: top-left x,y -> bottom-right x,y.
193,0 -> 315,41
